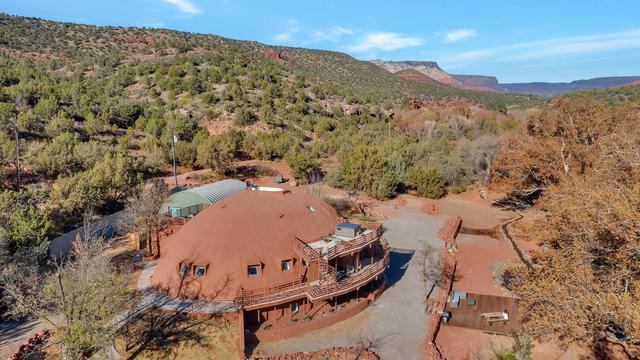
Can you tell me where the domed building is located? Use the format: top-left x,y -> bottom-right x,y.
151,186 -> 389,342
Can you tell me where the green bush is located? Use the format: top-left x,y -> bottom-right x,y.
285,150 -> 323,184
408,164 -> 445,199
196,134 -> 237,175
44,111 -> 75,138
450,183 -> 466,194
246,131 -> 297,160
234,106 -> 256,126
29,133 -> 78,177
369,171 -> 398,200
336,145 -> 386,193
174,141 -> 197,167
494,350 -> 518,360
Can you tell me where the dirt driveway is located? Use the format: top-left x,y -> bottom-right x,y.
257,207 -> 446,360
0,318 -> 42,359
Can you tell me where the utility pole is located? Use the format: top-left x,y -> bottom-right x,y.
15,122 -> 19,191
14,96 -> 22,192
170,127 -> 178,188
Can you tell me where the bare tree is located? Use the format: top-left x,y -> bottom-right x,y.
511,331 -> 532,360
416,243 -> 443,287
121,180 -> 170,253
0,216 -> 137,359
351,331 -> 388,360
472,135 -> 499,184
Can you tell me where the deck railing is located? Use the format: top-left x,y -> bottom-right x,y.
291,236 -> 320,261
236,249 -> 389,308
326,225 -> 383,260
318,256 -> 336,282
291,224 -> 383,262
238,276 -> 306,307
310,252 -> 389,299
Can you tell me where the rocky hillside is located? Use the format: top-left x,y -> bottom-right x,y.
451,74 -> 501,92
370,60 -> 498,92
371,60 -> 501,92
0,14 -> 534,108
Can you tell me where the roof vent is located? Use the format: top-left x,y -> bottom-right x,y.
252,186 -> 286,193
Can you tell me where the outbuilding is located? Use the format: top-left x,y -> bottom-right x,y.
159,179 -> 247,217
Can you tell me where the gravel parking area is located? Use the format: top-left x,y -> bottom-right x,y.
258,207 -> 446,360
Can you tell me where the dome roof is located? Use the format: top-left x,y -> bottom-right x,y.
151,189 -> 340,301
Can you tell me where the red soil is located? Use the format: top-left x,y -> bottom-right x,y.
263,50 -> 286,64
396,71 -> 438,85
454,233 -> 515,296
421,201 -> 440,216
437,326 -> 512,360
257,347 -> 380,360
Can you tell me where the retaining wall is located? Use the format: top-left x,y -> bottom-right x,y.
424,217 -> 461,360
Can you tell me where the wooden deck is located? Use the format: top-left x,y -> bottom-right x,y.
443,292 -> 521,335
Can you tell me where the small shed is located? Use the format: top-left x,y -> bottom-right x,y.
49,210 -> 124,259
159,179 -> 247,217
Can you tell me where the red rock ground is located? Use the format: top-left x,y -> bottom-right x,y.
428,189 -> 595,360
157,161 -> 595,359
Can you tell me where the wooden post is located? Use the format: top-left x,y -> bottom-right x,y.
238,310 -> 246,357
355,252 -> 359,271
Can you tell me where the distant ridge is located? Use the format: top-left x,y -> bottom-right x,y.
371,60 -> 640,97
501,76 -> 640,97
370,60 -> 498,92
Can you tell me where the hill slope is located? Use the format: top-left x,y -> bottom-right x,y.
564,83 -> 640,105
0,14 -> 533,108
501,76 -> 640,97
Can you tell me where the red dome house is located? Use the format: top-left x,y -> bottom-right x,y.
150,186 -> 389,342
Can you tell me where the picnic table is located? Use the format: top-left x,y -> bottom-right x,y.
480,311 -> 509,323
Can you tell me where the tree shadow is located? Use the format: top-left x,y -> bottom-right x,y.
0,318 -> 39,350
385,248 -> 414,288
120,244 -> 236,359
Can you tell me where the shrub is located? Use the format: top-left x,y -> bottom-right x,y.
408,164 -> 445,199
44,111 -> 75,138
285,150 -> 323,184
369,171 -> 398,200
174,141 -> 196,167
234,106 -> 256,126
196,134 -> 237,175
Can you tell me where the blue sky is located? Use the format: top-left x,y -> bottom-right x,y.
3,0 -> 640,82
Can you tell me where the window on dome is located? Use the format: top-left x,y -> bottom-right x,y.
282,259 -> 292,271
248,265 -> 260,276
195,266 -> 207,277
179,263 -> 190,276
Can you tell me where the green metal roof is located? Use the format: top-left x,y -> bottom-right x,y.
159,179 -> 246,215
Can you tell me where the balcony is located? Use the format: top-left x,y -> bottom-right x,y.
236,250 -> 389,310
324,225 -> 383,260
292,224 -> 383,262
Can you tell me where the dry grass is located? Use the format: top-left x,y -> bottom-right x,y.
116,314 -> 241,360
